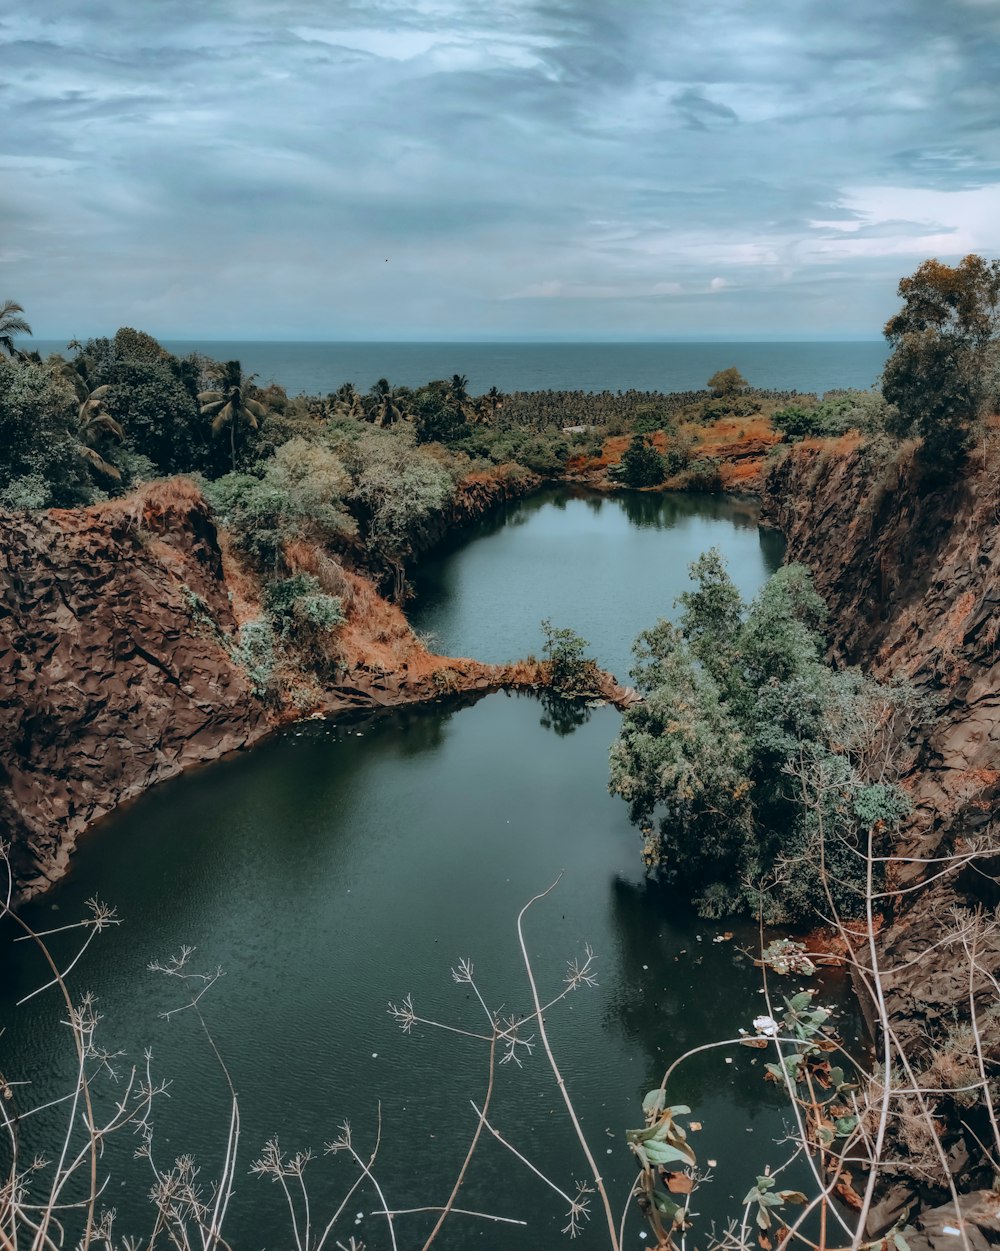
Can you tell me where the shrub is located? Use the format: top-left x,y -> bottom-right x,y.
540,619 -> 598,696
264,573 -> 344,639
612,434 -> 666,487
229,618 -> 277,699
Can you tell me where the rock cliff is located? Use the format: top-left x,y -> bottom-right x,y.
763,439 -> 1000,1223
763,439 -> 1000,872
0,481 -> 267,897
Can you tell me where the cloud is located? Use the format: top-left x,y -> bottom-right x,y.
0,0 -> 998,338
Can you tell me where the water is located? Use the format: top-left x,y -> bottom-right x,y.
0,490 -> 855,1250
31,339 -> 888,397
412,488 -> 784,680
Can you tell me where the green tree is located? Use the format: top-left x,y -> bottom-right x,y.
367,378 -> 413,429
0,358 -> 93,507
198,361 -> 268,472
609,552 -> 912,921
74,381 -> 124,481
707,366 -> 747,397
614,434 -> 666,487
882,254 -> 1000,468
412,379 -> 470,444
0,300 -> 32,360
540,620 -> 598,696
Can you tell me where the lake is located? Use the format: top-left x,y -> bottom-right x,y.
1,489 -> 856,1250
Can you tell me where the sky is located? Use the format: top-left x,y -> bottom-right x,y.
2,0 -> 1000,341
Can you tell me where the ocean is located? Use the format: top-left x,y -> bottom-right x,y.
31,339 -> 888,398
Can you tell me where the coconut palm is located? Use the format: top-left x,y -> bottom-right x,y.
198,360 -> 267,472
0,300 -> 32,360
332,382 -> 366,420
368,378 -> 411,428
448,373 -> 470,406
74,379 -> 125,479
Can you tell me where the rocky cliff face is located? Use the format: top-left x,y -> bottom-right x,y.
763,440 -> 1000,1223
0,480 -> 266,898
763,440 -> 1000,872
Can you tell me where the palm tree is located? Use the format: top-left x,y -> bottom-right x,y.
74,379 -> 125,479
448,373 -> 470,409
332,382 -> 366,420
0,300 -> 32,360
368,378 -> 411,428
198,361 -> 267,471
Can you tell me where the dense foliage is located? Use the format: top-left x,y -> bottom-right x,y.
612,434 -> 667,487
882,254 -> 1000,469
609,550 -> 916,921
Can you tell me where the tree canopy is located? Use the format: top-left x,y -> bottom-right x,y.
882,254 -> 1000,468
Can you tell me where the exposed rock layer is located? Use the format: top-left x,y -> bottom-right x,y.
762,441 -> 1000,870
0,484 -> 266,897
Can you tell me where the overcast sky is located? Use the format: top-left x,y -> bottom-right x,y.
2,0 -> 999,340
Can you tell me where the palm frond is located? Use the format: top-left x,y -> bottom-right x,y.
211,401 -> 235,434
79,446 -> 122,480
197,390 -> 224,404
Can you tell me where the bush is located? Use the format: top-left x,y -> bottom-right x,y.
541,619 -> 598,696
229,618 -> 277,699
611,434 -> 666,487
265,573 -> 344,638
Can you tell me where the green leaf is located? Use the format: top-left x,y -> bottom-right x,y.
835,1116 -> 858,1137
757,1208 -> 771,1230
787,991 -> 813,1012
644,1140 -> 694,1167
653,1192 -> 682,1219
668,1104 -> 692,1115
643,1089 -> 666,1115
893,1234 -> 910,1251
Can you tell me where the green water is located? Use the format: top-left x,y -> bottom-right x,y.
1,489 -> 851,1250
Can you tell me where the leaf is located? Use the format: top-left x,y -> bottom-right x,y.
668,1104 -> 692,1115
779,1191 -> 807,1205
653,1192 -> 682,1220
643,1088 -> 666,1115
665,1171 -> 694,1195
759,1233 -> 773,1250
644,1140 -> 694,1167
893,1234 -> 910,1251
787,992 -> 813,1012
757,1208 -> 771,1230
835,1116 -> 858,1137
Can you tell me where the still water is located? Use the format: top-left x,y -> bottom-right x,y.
2,490 -> 848,1250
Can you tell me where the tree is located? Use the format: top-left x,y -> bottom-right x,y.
0,358 -> 93,506
613,434 -> 666,487
330,382 -> 365,420
448,373 -> 470,409
706,366 -> 747,397
198,360 -> 268,472
0,299 -> 31,360
882,254 -> 1000,468
367,377 -> 412,429
609,551 -> 913,920
74,380 -> 125,481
